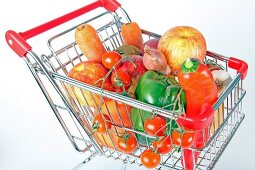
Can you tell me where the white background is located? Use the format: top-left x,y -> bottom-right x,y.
0,0 -> 255,170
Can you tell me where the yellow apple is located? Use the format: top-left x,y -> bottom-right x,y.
158,26 -> 207,73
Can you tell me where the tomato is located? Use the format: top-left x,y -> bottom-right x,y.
117,133 -> 138,154
102,51 -> 122,69
140,149 -> 161,169
144,116 -> 167,136
92,114 -> 111,133
95,80 -> 114,92
171,130 -> 196,149
152,136 -> 172,154
111,70 -> 132,92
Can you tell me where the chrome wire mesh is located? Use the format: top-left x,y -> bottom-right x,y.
23,8 -> 246,170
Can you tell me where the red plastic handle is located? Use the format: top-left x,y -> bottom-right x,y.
20,0 -> 120,40
5,31 -> 32,57
5,0 -> 121,57
228,57 -> 248,80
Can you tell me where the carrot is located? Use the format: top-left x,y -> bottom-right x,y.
75,24 -> 106,62
121,22 -> 143,51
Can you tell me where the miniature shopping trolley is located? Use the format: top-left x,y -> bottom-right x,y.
5,0 -> 248,169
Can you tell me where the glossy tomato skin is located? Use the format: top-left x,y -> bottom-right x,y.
152,136 -> 172,154
111,70 -> 132,92
102,51 -> 122,69
172,130 -> 196,149
140,149 -> 161,169
144,116 -> 167,136
95,81 -> 114,92
117,134 -> 138,154
92,114 -> 111,134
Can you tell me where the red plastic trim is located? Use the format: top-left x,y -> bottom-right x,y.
228,57 -> 248,80
5,0 -> 122,58
19,0 -> 121,40
20,1 -> 103,40
101,0 -> 121,12
177,103 -> 214,130
5,30 -> 32,57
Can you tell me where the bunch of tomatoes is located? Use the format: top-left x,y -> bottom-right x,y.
93,114 -> 196,169
90,51 -> 197,169
101,51 -> 132,92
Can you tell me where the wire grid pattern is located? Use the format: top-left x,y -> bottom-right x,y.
23,9 -> 247,170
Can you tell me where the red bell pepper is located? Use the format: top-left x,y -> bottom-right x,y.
177,58 -> 218,170
177,58 -> 218,116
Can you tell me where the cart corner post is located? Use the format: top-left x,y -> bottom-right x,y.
228,57 -> 248,80
101,0 -> 121,12
5,30 -> 32,58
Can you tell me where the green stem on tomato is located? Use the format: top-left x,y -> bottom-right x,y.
162,86 -> 184,114
92,123 -> 99,130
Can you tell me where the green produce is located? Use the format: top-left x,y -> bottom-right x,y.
131,71 -> 186,145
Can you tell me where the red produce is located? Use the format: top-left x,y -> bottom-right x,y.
118,55 -> 147,78
142,38 -> 159,54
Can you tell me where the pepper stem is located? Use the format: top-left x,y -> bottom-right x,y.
181,58 -> 200,73
184,58 -> 193,69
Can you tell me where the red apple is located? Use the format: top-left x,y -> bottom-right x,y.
158,26 -> 207,73
67,61 -> 110,106
118,55 -> 147,78
68,61 -> 109,84
117,55 -> 147,94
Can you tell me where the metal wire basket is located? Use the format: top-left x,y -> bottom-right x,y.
5,0 -> 248,169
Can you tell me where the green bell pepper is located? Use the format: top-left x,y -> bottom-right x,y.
131,71 -> 186,145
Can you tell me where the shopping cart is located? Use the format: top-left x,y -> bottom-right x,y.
5,0 -> 248,169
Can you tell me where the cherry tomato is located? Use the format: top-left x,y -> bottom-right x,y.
93,81 -> 113,102
95,80 -> 114,92
102,51 -> 122,69
152,136 -> 172,154
144,116 -> 167,136
92,114 -> 111,134
117,133 -> 138,154
171,130 -> 196,149
140,149 -> 161,169
111,70 -> 131,92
